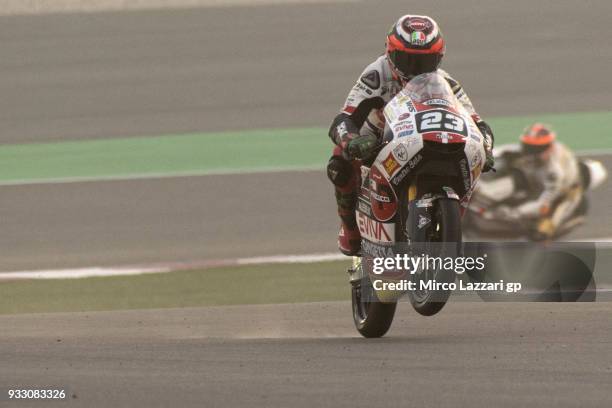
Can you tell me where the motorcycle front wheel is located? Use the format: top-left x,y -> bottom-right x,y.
407,198 -> 461,316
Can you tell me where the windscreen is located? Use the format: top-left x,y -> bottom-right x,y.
402,71 -> 459,107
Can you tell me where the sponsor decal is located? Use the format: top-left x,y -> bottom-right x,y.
336,122 -> 348,138
406,99 -> 417,112
357,198 -> 372,217
369,166 -> 398,222
416,197 -> 434,208
424,98 -> 452,107
371,191 -> 390,203
357,212 -> 394,243
417,214 -> 431,229
459,158 -> 471,192
361,240 -> 395,258
405,17 -> 433,32
391,153 -> 423,186
360,70 -> 380,90
382,153 -> 400,176
392,144 -> 409,162
410,31 -> 426,45
470,150 -> 482,170
356,82 -> 373,95
398,112 -> 411,121
397,130 -> 414,138
393,121 -> 414,132
442,186 -> 460,200
470,127 -> 481,142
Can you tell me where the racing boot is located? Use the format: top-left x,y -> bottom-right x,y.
335,188 -> 361,256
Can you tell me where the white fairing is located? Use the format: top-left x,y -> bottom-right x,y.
582,159 -> 608,191
380,72 -> 485,193
473,176 -> 515,202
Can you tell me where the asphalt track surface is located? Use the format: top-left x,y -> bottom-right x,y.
2,3 -> 612,406
2,302 -> 612,407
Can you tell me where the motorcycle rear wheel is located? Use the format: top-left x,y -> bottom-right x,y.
351,274 -> 397,338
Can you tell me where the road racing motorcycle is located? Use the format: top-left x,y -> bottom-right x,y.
463,145 -> 608,241
348,72 -> 486,338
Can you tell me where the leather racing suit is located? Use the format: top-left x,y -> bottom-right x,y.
498,143 -> 584,240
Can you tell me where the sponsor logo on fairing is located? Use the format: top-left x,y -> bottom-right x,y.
424,98 -> 452,107
392,144 -> 409,161
417,214 -> 431,229
393,121 -> 415,133
442,186 -> 460,200
397,130 -> 414,138
459,158 -> 471,192
357,212 -> 394,243
398,112 -> 411,121
382,153 -> 400,176
371,192 -> 391,203
357,198 -> 372,217
406,100 -> 417,112
391,153 -> 423,186
361,240 -> 395,258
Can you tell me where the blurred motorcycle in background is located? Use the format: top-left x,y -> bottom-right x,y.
463,145 -> 608,241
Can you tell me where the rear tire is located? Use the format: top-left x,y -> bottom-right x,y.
351,276 -> 397,338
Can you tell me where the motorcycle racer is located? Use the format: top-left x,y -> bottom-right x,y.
495,123 -> 585,241
326,14 -> 495,255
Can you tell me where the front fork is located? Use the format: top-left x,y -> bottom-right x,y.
404,179 -> 460,244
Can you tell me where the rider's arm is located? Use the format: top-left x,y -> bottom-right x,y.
329,98 -> 384,146
329,58 -> 386,148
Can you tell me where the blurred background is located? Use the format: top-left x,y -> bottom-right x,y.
1,0 -> 611,272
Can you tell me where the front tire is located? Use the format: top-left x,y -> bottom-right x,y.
408,198 -> 462,316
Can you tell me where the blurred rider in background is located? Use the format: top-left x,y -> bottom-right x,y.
496,123 -> 586,241
326,14 -> 495,255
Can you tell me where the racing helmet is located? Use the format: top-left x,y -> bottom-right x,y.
385,15 -> 445,82
520,123 -> 556,157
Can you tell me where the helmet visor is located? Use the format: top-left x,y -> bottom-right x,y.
389,51 -> 441,79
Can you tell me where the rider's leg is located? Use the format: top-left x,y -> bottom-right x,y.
327,146 -> 361,255
550,186 -> 585,228
537,187 -> 584,239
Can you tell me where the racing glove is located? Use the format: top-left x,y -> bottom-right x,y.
476,120 -> 495,172
346,133 -> 379,161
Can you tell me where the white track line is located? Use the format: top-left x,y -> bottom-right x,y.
0,252 -> 345,281
0,0 -> 359,17
237,253 -> 345,265
2,240 -> 612,281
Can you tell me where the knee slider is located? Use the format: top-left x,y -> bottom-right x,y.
327,156 -> 352,187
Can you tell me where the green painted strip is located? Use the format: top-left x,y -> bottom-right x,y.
0,111 -> 610,184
